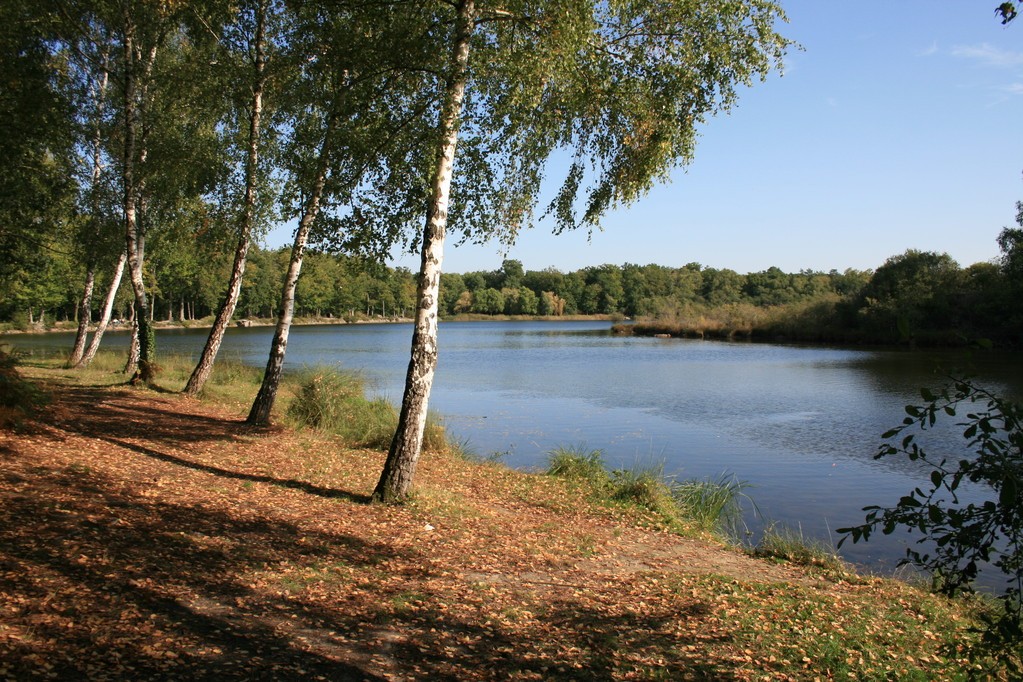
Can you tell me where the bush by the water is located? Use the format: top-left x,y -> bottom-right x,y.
839,378 -> 1023,675
287,368 -> 446,452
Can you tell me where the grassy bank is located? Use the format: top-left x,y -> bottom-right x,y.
0,353 -> 1013,679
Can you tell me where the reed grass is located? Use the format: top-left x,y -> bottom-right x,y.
617,297 -> 851,343
545,447 -> 752,538
752,523 -> 845,572
286,368 -> 397,449
672,472 -> 754,536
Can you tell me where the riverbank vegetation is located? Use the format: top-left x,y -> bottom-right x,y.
3,355 -> 1017,679
8,233 -> 1023,348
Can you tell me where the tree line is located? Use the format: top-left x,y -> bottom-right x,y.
8,226 -> 1023,347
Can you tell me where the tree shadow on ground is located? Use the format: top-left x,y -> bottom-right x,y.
360,596 -> 737,681
26,383 -> 372,503
2,383 -> 743,680
0,464 -> 408,680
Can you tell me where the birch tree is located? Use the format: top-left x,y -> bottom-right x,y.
57,6 -> 132,368
374,0 -> 792,502
67,38 -> 113,367
75,250 -> 126,367
247,2 -> 441,424
118,3 -> 164,383
184,0 -> 276,396
99,0 -> 230,382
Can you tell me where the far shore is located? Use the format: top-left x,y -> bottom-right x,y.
0,313 -> 619,337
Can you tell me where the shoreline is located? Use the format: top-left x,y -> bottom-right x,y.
0,314 -> 618,337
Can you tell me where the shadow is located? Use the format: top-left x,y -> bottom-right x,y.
4,381 -> 745,679
28,383 -> 371,504
104,437 -> 371,504
0,464 -> 409,680
286,586 -> 736,681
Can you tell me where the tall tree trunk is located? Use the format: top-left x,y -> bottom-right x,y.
77,250 -> 127,368
124,314 -> 140,375
68,269 -> 96,366
122,12 -> 158,385
373,0 -> 475,503
185,1 -> 267,396
247,108 -> 338,425
69,57 -> 110,368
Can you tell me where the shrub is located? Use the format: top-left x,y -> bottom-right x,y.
838,378 -> 1023,675
287,367 -> 448,452
0,346 -> 48,427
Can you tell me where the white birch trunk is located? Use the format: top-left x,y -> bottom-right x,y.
122,15 -> 157,384
77,250 -> 127,368
68,269 -> 96,366
185,1 -> 266,396
247,108 -> 337,425
69,61 -> 110,367
373,0 -> 475,503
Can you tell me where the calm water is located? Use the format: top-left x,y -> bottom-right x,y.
7,321 -> 1022,585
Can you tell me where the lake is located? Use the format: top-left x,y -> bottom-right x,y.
6,320 -> 1021,585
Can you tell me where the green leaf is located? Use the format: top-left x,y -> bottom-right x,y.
1001,477 -> 1018,508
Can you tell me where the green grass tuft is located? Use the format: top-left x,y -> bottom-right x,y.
609,464 -> 681,524
546,448 -> 753,538
753,523 -> 845,572
286,368 -> 398,449
672,472 -> 754,537
546,446 -> 611,486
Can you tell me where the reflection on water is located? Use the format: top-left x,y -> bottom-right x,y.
6,321 -> 1021,587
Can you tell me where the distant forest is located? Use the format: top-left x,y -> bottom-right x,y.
6,223 -> 1023,347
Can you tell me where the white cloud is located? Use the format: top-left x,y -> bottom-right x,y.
917,41 -> 939,57
951,43 -> 1023,68
1004,83 -> 1023,95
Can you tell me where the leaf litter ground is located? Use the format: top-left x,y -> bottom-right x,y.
0,374 -> 979,680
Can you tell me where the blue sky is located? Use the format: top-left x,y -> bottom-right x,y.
265,1 -> 1023,275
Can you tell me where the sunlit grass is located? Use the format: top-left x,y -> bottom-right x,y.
752,522 -> 846,573
545,447 -> 752,539
687,574 -> 974,681
672,472 -> 753,537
